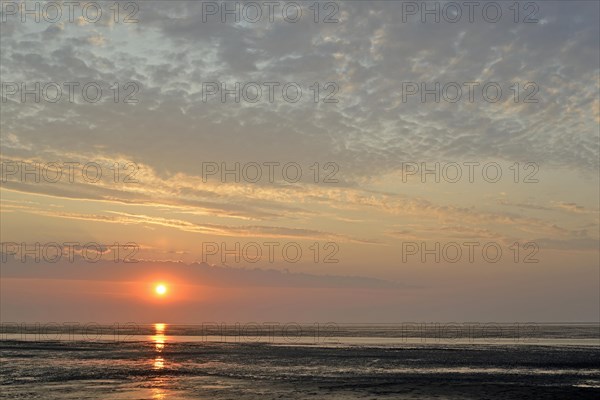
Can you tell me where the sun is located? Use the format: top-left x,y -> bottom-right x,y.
155,284 -> 167,296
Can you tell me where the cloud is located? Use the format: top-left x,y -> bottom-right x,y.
1,1 -> 598,180
0,258 -> 403,290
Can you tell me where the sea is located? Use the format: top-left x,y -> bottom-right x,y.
1,323 -> 599,399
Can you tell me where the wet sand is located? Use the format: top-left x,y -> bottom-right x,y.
1,340 -> 599,399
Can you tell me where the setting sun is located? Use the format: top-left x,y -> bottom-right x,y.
155,284 -> 167,296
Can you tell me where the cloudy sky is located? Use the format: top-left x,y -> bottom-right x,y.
1,0 -> 598,323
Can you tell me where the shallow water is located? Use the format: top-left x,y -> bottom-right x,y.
1,324 -> 599,399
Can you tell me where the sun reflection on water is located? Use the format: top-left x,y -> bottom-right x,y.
151,387 -> 167,399
151,323 -> 168,370
153,356 -> 165,370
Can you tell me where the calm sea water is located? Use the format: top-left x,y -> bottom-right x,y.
1,324 -> 599,399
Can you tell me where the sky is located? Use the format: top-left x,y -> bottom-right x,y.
0,0 -> 599,323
